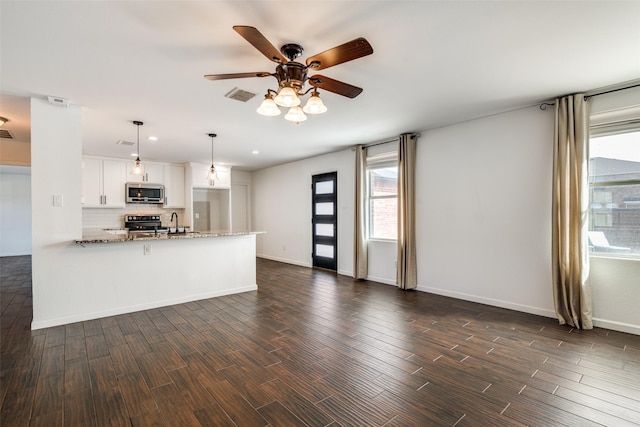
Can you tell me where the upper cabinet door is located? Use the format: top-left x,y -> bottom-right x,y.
101,160 -> 126,208
163,164 -> 185,208
81,158 -> 126,208
81,158 -> 103,207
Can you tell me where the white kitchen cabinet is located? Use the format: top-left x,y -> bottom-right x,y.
126,161 -> 164,184
82,158 -> 126,208
190,162 -> 231,189
215,166 -> 231,189
163,164 -> 185,208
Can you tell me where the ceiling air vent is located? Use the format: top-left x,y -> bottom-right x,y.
0,129 -> 15,139
117,140 -> 135,146
224,87 -> 256,102
47,95 -> 70,107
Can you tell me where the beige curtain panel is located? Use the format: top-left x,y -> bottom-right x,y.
397,134 -> 418,290
552,94 -> 593,329
353,145 -> 368,279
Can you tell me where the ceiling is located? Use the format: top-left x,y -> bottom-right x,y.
1,1 -> 639,171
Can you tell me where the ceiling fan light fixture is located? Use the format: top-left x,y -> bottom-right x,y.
284,106 -> 307,123
256,93 -> 281,116
274,86 -> 300,107
302,91 -> 327,114
130,121 -> 144,175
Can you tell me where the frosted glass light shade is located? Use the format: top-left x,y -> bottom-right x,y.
256,95 -> 281,116
303,93 -> 327,114
131,158 -> 144,175
284,106 -> 307,122
274,86 -> 300,107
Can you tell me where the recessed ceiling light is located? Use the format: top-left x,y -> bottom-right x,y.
148,136 -> 158,141
131,153 -> 138,157
252,150 -> 259,154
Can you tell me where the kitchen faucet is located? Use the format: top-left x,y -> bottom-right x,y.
170,212 -> 179,233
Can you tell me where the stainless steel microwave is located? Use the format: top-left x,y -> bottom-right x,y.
125,183 -> 164,204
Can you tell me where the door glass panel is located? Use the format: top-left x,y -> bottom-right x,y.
316,244 -> 334,258
315,223 -> 334,237
315,180 -> 334,195
315,202 -> 334,215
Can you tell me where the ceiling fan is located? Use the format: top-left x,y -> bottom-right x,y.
204,26 -> 373,122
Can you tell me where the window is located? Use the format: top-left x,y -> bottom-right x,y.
588,128 -> 640,256
368,165 -> 398,240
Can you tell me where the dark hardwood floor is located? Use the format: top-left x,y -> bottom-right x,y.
2,255 -> 640,426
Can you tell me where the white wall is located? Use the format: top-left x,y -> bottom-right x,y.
0,166 -> 32,256
252,149 -> 354,276
416,106 -> 555,317
30,98 -> 83,327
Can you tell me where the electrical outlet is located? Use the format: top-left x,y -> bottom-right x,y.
144,244 -> 152,255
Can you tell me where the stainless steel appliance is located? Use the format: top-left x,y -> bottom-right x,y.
124,215 -> 167,234
125,183 -> 164,204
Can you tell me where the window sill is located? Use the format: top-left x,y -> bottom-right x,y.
368,238 -> 397,243
589,253 -> 640,262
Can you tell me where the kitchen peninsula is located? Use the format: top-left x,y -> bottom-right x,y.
31,230 -> 263,329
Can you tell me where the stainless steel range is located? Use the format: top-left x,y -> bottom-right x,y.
124,215 -> 168,234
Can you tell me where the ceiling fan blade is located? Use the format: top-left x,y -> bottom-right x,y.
308,75 -> 363,98
204,72 -> 271,81
306,38 -> 373,70
233,25 -> 287,64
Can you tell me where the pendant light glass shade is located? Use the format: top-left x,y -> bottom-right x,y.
131,158 -> 144,175
130,121 -> 144,175
302,91 -> 327,114
284,106 -> 307,122
256,94 -> 281,116
274,86 -> 300,107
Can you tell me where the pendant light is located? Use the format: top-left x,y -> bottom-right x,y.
207,133 -> 217,186
131,121 -> 144,175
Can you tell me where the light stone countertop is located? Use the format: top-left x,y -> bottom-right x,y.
76,229 -> 265,245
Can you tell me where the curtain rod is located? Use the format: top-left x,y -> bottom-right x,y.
540,82 -> 640,110
351,133 -> 421,151
585,82 -> 640,100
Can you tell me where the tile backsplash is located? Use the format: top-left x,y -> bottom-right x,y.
82,206 -> 186,229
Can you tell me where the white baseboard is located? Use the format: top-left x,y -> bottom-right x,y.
366,275 -> 396,286
257,253 -> 311,268
31,285 -> 258,330
416,285 -> 557,319
592,318 -> 640,336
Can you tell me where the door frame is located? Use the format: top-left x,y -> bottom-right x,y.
311,171 -> 338,271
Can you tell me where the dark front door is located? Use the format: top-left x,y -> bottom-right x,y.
312,172 -> 337,271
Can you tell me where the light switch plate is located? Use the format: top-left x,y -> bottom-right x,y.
53,194 -> 63,207
144,244 -> 152,255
